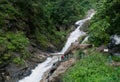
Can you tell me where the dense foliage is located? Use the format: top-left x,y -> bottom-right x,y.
0,0 -> 100,65
0,32 -> 29,66
62,1 -> 120,81
89,0 -> 120,46
62,52 -> 120,82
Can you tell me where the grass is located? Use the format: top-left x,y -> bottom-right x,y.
62,52 -> 120,82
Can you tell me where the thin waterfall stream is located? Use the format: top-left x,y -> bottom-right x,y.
18,11 -> 95,82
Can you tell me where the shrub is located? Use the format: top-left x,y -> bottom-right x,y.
62,52 -> 120,82
88,0 -> 120,46
0,31 -> 30,65
13,57 -> 24,65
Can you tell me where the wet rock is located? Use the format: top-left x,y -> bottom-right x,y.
48,58 -> 75,82
0,69 -> 13,82
30,53 -> 46,63
18,67 -> 31,79
80,20 -> 90,32
0,49 -> 48,82
64,42 -> 79,55
40,58 -> 75,82
49,62 -> 61,75
5,63 -> 29,82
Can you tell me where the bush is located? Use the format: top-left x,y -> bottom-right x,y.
0,32 -> 30,65
13,57 -> 24,65
88,0 -> 120,46
62,52 -> 120,82
0,32 -> 29,52
5,32 -> 29,51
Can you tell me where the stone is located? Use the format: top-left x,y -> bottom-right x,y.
3,50 -> 47,82
78,44 -> 92,49
48,58 -> 75,82
40,58 -> 75,82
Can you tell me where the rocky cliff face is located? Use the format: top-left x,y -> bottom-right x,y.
0,46 -> 47,82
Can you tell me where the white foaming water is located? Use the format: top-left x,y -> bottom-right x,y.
18,12 -> 95,82
113,35 -> 120,45
58,21 -> 86,54
19,58 -> 52,82
58,12 -> 95,54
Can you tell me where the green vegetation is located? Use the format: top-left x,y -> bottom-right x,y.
13,57 -> 24,65
0,32 -> 29,66
62,1 -> 120,82
112,56 -> 120,62
0,0 -> 120,82
62,52 -> 120,82
0,0 -> 100,65
89,0 -> 120,46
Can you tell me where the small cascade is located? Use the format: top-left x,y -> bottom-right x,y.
18,11 -> 95,82
110,35 -> 120,45
81,35 -> 89,44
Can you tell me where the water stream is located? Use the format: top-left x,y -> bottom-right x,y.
18,11 -> 95,82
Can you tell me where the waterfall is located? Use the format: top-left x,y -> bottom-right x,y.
57,12 -> 95,54
18,11 -> 95,82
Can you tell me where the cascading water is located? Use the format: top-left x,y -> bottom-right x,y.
81,35 -> 89,44
18,11 -> 95,82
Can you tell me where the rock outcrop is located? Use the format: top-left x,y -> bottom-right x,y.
80,9 -> 95,32
64,42 -> 93,55
40,58 -> 75,82
80,20 -> 90,32
0,46 -> 48,82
